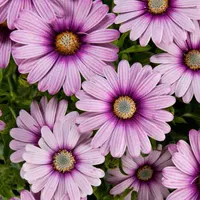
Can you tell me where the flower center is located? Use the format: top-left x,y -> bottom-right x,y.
113,96 -> 136,119
195,176 -> 200,189
55,31 -> 80,55
136,165 -> 154,181
148,0 -> 169,14
0,21 -> 7,27
184,50 -> 200,70
53,150 -> 76,173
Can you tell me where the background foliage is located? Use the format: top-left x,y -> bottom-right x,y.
0,0 -> 199,199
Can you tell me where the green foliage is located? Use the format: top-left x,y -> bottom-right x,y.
0,1 -> 198,199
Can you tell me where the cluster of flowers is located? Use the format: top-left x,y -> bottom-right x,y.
0,0 -> 199,199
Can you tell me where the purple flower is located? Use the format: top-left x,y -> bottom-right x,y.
0,0 -> 56,68
10,190 -> 87,200
0,110 -> 5,131
163,129 -> 200,200
11,0 -> 120,95
151,21 -> 200,103
9,97 -> 71,163
0,0 -> 56,30
0,22 -> 12,68
107,146 -> 173,200
76,60 -> 175,158
10,190 -> 38,200
113,0 -> 200,46
22,120 -> 105,200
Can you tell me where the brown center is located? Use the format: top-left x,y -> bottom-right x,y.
148,0 -> 169,14
113,96 -> 136,119
136,165 -> 154,181
53,150 -> 76,173
184,50 -> 200,70
55,31 -> 80,55
195,176 -> 200,189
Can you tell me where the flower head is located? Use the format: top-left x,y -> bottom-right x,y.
22,119 -> 105,200
107,146 -> 173,199
113,0 -> 200,45
163,129 -> 200,200
76,60 -> 175,158
11,0 -> 120,96
10,190 -> 87,200
9,97 -> 71,163
151,21 -> 200,103
0,110 -> 5,131
0,0 -> 56,30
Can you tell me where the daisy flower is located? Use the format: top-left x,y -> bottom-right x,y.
0,22 -> 12,68
163,129 -> 200,200
107,146 -> 173,200
113,0 -> 200,46
10,190 -> 87,200
10,190 -> 39,200
151,21 -> 200,103
22,120 -> 105,200
76,60 -> 175,158
0,0 -> 56,68
0,0 -> 56,30
9,96 -> 72,163
11,0 -> 120,95
0,110 -> 5,131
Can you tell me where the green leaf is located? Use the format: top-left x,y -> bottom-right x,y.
120,45 -> 151,54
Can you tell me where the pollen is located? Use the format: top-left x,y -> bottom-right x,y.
148,0 -> 169,14
184,50 -> 200,70
53,150 -> 76,173
55,31 -> 80,55
136,165 -> 154,181
113,96 -> 136,119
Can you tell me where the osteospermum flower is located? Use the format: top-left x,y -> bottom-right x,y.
0,110 -> 5,131
0,0 -> 56,68
10,190 -> 39,200
151,21 -> 200,104
113,0 -> 200,46
76,60 -> 175,158
163,129 -> 200,200
0,22 -> 12,68
107,146 -> 173,200
0,0 -> 56,30
11,0 -> 120,96
10,190 -> 86,200
9,96 -> 72,163
22,120 -> 105,200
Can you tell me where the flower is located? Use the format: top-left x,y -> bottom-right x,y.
0,110 -> 5,131
113,0 -> 200,46
0,0 -> 56,30
0,0 -> 56,68
0,22 -> 12,68
151,21 -> 200,104
107,146 -> 173,200
76,60 -> 175,158
9,96 -> 71,163
10,190 -> 87,200
162,129 -> 200,200
11,0 -> 120,96
10,190 -> 38,200
22,119 -> 105,200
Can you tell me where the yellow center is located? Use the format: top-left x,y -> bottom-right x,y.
53,150 -> 76,173
148,0 -> 169,14
55,31 -> 80,55
184,50 -> 200,70
113,96 -> 136,119
137,165 -> 154,181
